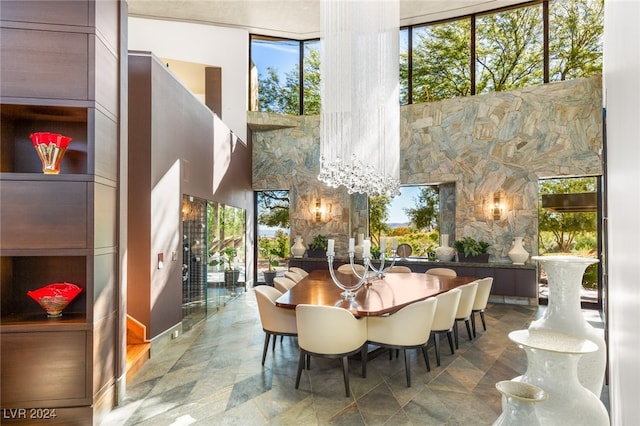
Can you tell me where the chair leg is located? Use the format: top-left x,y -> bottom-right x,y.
403,349 -> 411,387
465,318 -> 473,341
361,345 -> 367,378
471,311 -> 477,338
480,310 -> 487,331
295,350 -> 305,389
261,332 -> 271,366
447,330 -> 455,354
434,333 -> 441,366
272,333 -> 277,351
341,356 -> 351,397
454,322 -> 459,349
421,345 -> 431,372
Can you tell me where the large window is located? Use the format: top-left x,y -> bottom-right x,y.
412,19 -> 471,102
250,0 -> 603,114
476,4 -> 544,93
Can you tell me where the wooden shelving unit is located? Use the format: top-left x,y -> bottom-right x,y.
0,1 -> 124,423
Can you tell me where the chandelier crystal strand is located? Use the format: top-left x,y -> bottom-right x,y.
319,0 -> 400,197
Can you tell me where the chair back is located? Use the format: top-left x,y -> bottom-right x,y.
296,304 -> 367,355
284,271 -> 303,283
255,286 -> 297,334
289,267 -> 309,278
386,265 -> 412,273
426,268 -> 457,277
455,281 -> 479,319
472,277 -> 494,311
432,288 -> 461,331
367,297 -> 437,346
337,263 -> 366,275
274,276 -> 296,293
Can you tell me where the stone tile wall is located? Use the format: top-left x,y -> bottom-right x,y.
250,77 -> 603,261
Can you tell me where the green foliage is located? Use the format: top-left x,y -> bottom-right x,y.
409,19 -> 471,102
369,195 -> 391,247
404,186 -> 439,231
309,234 -> 328,251
213,247 -> 237,271
258,231 -> 288,271
538,178 -> 597,252
257,191 -> 290,228
454,237 -> 490,257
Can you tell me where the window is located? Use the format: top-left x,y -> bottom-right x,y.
250,36 -> 300,114
476,4 -> 544,94
412,19 -> 471,102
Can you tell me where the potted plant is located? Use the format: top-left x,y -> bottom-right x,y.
219,246 -> 240,288
259,239 -> 286,286
307,234 -> 328,258
454,237 -> 490,263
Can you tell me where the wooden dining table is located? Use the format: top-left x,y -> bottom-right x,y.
275,269 -> 478,317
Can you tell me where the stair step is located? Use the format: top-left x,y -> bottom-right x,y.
126,343 -> 150,383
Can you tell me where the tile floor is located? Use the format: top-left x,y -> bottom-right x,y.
103,289 -> 607,425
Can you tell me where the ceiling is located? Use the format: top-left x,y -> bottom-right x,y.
128,0 -> 532,39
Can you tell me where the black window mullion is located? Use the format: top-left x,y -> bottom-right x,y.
543,0 -> 549,83
470,15 -> 476,96
299,40 -> 304,115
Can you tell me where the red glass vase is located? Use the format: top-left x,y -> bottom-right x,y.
27,282 -> 82,317
29,132 -> 72,174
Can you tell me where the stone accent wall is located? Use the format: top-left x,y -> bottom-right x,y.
250,77 -> 603,261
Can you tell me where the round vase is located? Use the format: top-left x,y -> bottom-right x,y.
529,255 -> 605,397
291,236 -> 306,258
435,234 -> 455,262
354,233 -> 365,260
508,236 -> 529,265
493,380 -> 547,426
509,329 -> 609,426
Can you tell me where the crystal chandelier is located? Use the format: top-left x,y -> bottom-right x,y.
318,0 -> 401,197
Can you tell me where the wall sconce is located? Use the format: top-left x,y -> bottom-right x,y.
492,192 -> 503,221
314,198 -> 323,222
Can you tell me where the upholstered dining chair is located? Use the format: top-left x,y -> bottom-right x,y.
254,286 -> 297,366
295,304 -> 367,397
337,263 -> 366,275
366,297 -> 437,387
430,288 -> 461,366
471,277 -> 494,337
386,265 -> 412,273
288,267 -> 309,278
274,276 -> 296,294
284,270 -> 304,283
426,268 -> 457,277
453,281 -> 479,349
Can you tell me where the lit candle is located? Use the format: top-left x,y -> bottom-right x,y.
380,238 -> 386,253
392,237 -> 398,250
327,239 -> 335,256
348,237 -> 355,253
362,239 -> 371,258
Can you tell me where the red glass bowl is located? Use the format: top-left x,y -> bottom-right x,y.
27,282 -> 82,317
29,132 -> 72,149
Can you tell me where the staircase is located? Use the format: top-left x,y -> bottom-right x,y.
126,315 -> 150,383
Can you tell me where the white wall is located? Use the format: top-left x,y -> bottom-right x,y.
128,17 -> 248,142
603,1 -> 640,424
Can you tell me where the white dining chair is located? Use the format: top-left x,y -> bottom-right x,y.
255,286 -> 297,366
284,270 -> 304,283
274,276 -> 296,294
426,268 -> 457,277
366,297 -> 437,387
471,277 -> 494,337
295,304 -> 367,397
453,281 -> 479,348
386,265 -> 412,273
288,267 -> 309,278
430,288 -> 462,366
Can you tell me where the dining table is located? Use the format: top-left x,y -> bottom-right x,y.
275,269 -> 478,317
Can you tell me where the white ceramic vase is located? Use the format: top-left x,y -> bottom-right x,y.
509,329 -> 609,426
508,236 -> 529,265
435,234 -> 455,262
493,380 -> 547,426
529,255 -> 605,397
291,236 -> 306,258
